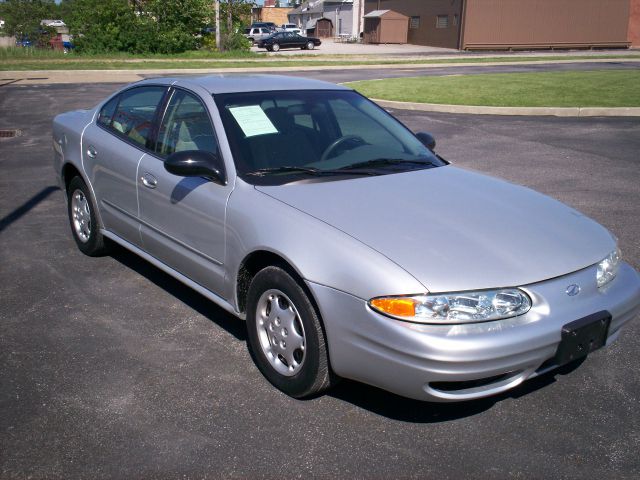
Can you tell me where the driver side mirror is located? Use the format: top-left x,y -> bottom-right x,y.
415,132 -> 436,151
164,150 -> 227,185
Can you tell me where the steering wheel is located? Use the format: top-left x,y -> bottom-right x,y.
320,135 -> 368,162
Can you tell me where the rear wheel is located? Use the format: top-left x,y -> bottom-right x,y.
246,266 -> 336,398
271,43 -> 280,52
67,176 -> 110,256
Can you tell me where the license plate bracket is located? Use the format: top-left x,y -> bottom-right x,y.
555,311 -> 611,366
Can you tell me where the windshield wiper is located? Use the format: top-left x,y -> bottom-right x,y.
339,158 -> 437,170
246,166 -> 380,177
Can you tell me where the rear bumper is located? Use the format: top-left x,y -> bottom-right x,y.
308,262 -> 640,402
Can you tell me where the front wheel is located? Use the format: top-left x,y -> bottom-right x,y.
306,41 -> 314,50
246,266 -> 336,398
67,176 -> 110,256
271,43 -> 280,52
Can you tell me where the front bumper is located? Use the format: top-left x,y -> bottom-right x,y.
308,262 -> 640,402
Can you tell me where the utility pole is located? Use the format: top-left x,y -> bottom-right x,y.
215,0 -> 221,51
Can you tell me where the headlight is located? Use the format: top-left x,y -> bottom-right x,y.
369,288 -> 531,325
597,248 -> 621,288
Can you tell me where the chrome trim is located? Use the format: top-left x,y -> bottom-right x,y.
101,229 -> 243,319
102,199 -> 224,266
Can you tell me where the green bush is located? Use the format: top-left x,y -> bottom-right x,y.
220,31 -> 252,52
201,34 -> 217,52
67,0 -> 212,54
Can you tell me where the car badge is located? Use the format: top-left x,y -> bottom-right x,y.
565,284 -> 581,296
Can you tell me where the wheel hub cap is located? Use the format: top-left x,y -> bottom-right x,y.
256,289 -> 306,376
71,189 -> 91,243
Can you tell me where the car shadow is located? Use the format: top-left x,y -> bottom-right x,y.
327,358 -> 586,423
109,244 -> 246,341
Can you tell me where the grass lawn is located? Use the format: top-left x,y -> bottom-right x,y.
0,47 -> 638,71
345,70 -> 640,107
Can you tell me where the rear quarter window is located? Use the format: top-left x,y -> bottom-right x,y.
106,86 -> 166,148
97,96 -> 118,127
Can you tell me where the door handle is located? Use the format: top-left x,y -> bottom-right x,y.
86,145 -> 97,158
140,172 -> 158,189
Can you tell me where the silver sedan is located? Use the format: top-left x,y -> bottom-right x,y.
53,75 -> 640,401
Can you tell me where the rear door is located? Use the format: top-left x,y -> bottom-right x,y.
137,86 -> 233,296
82,85 -> 167,244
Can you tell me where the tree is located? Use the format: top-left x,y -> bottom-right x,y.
1,0 -> 57,41
64,0 -> 213,54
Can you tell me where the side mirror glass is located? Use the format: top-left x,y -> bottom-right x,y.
164,150 -> 226,184
415,132 -> 436,151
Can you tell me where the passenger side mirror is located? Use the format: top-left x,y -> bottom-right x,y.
415,132 -> 436,151
164,150 -> 226,184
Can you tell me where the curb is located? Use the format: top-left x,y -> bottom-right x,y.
372,99 -> 640,117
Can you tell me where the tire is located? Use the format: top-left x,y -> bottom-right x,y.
306,41 -> 314,50
271,43 -> 280,52
67,176 -> 110,256
246,266 -> 336,398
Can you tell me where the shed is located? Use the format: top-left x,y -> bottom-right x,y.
363,9 -> 409,44
315,17 -> 333,38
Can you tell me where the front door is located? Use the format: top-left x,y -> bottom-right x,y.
137,88 -> 232,296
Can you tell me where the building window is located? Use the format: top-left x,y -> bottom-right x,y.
436,15 -> 449,29
453,14 -> 459,27
409,16 -> 420,29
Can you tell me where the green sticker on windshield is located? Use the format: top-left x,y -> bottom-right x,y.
229,105 -> 278,137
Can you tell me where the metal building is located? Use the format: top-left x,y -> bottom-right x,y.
364,0 -> 634,50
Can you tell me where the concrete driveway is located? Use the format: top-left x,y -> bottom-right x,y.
1,82 -> 639,479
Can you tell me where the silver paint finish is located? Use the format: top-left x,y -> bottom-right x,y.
53,75 -> 640,402
308,263 -> 640,401
258,166 -> 616,293
224,180 -> 426,302
137,154 -> 230,297
82,121 -> 146,246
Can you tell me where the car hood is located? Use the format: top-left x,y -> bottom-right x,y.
256,166 -> 616,293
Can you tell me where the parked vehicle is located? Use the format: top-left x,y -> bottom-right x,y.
15,37 -> 32,47
280,23 -> 303,35
250,22 -> 277,32
52,75 -> 640,402
42,19 -> 66,28
258,32 -> 321,51
244,27 -> 273,44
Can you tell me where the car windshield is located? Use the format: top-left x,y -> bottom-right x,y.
214,89 -> 445,185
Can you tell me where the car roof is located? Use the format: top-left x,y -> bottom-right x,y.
136,74 -> 349,94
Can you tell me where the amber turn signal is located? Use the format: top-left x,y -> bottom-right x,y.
370,297 -> 416,317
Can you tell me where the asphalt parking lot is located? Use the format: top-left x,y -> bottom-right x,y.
1,81 -> 639,479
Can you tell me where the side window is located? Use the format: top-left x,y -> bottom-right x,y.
109,86 -> 166,148
156,89 -> 218,157
97,96 -> 118,127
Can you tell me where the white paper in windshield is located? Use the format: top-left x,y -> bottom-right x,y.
228,105 -> 278,137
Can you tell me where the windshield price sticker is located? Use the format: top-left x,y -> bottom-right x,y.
229,105 -> 278,137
